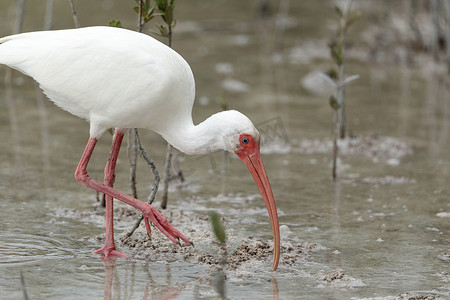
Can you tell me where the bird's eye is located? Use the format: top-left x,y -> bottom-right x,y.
242,137 -> 249,144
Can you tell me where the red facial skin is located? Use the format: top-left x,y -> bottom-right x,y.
235,133 -> 281,271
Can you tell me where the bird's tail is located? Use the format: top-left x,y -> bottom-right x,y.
0,34 -> 32,75
0,36 -> 14,65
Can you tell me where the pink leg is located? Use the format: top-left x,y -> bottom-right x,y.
93,129 -> 128,259
75,131 -> 191,258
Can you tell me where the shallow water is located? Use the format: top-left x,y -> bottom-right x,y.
0,1 -> 449,299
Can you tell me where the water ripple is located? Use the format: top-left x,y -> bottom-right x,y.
0,233 -> 75,265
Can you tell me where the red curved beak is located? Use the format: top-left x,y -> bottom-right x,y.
237,149 -> 280,271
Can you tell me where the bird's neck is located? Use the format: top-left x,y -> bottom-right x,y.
160,112 -> 231,156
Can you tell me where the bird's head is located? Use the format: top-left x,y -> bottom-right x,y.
168,110 -> 280,269
213,111 -> 281,270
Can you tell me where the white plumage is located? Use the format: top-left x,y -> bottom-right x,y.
0,26 -> 256,154
0,26 -> 280,270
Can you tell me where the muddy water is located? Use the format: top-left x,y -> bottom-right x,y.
0,1 -> 449,299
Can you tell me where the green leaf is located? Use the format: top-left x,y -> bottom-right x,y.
209,211 -> 226,244
329,94 -> 340,110
342,74 -> 360,85
215,93 -> 228,111
107,20 -> 122,28
334,6 -> 343,18
337,40 -> 344,63
156,24 -> 168,37
345,10 -> 361,30
155,0 -> 168,11
163,4 -> 174,25
143,6 -> 156,23
146,6 -> 155,18
329,43 -> 343,66
327,67 -> 338,80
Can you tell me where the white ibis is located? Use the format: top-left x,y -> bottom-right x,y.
0,26 -> 280,270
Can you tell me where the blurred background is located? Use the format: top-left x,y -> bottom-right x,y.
0,1 -> 449,299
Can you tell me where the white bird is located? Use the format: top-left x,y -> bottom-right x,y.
0,26 -> 280,270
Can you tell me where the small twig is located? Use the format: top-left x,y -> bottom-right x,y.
160,21 -> 185,208
444,0 -> 450,74
68,0 -> 80,28
122,129 -> 160,240
326,1 -> 360,178
126,0 -> 144,230
160,143 -> 173,209
172,152 -> 185,182
167,23 -> 173,48
332,107 -> 339,180
158,1 -> 181,208
20,272 -> 29,300
135,130 -> 160,205
14,0 -> 26,34
138,0 -> 144,32
44,0 -> 54,30
337,64 -> 346,139
128,129 -> 138,199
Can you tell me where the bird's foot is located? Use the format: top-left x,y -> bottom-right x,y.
93,245 -> 129,260
142,205 -> 192,247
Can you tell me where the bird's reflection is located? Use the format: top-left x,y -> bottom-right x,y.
271,276 -> 279,300
101,258 -> 182,300
103,259 -> 115,300
101,258 -> 279,299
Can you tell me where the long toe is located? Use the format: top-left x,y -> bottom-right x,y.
144,206 -> 191,246
93,246 -> 129,260
144,218 -> 152,238
151,207 -> 191,246
103,250 -> 129,260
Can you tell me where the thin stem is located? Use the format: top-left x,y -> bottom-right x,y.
126,0 -> 146,232
68,0 -> 80,28
168,24 -> 173,48
172,151 -> 185,182
44,0 -> 54,30
138,0 -> 144,32
444,0 -> 450,74
160,143 -> 173,209
123,129 -> 160,239
128,129 -> 138,199
337,63 -> 346,139
20,272 -> 29,300
332,110 -> 339,180
135,130 -> 160,204
337,2 -> 348,139
160,23 -> 184,209
14,0 -> 26,34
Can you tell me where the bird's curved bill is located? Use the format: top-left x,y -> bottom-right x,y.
238,150 -> 280,271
